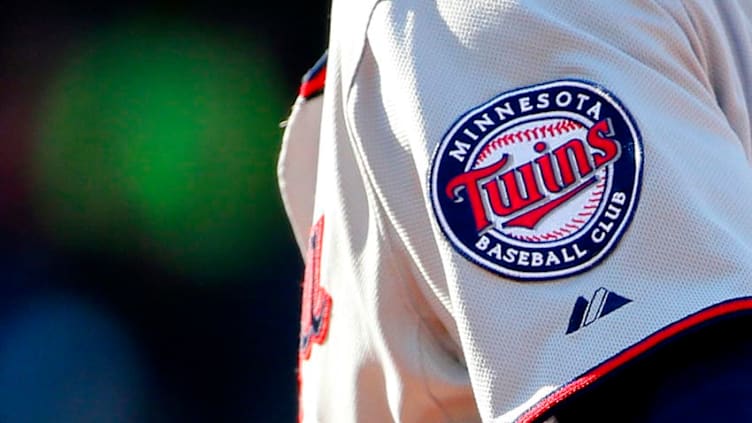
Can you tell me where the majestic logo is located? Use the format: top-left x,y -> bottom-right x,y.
566,287 -> 632,334
429,80 -> 643,280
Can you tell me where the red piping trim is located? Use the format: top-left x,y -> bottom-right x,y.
299,66 -> 327,99
517,297 -> 752,422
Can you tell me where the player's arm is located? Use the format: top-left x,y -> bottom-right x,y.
339,1 -> 752,421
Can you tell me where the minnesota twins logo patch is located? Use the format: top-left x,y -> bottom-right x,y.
429,80 -> 643,281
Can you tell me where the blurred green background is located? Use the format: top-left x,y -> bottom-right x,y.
0,2 -> 327,422
35,22 -> 286,278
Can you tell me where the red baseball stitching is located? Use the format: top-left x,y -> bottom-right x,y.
474,119 -> 583,166
476,120 -> 608,243
508,171 -> 607,243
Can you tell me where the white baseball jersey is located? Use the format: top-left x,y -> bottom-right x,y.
278,1 -> 752,422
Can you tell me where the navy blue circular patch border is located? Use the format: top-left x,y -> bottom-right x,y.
429,80 -> 643,281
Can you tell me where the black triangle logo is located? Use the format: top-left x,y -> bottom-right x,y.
566,288 -> 632,334
601,292 -> 632,317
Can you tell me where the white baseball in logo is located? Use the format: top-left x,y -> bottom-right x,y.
471,117 -> 609,245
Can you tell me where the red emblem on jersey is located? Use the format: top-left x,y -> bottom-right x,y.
299,216 -> 332,360
445,119 -> 619,233
429,80 -> 643,281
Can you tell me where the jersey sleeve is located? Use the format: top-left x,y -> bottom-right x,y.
286,1 -> 752,422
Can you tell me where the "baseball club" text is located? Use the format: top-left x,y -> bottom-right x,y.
473,191 -> 627,269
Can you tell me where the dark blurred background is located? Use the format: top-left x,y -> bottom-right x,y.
0,1 -> 328,421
